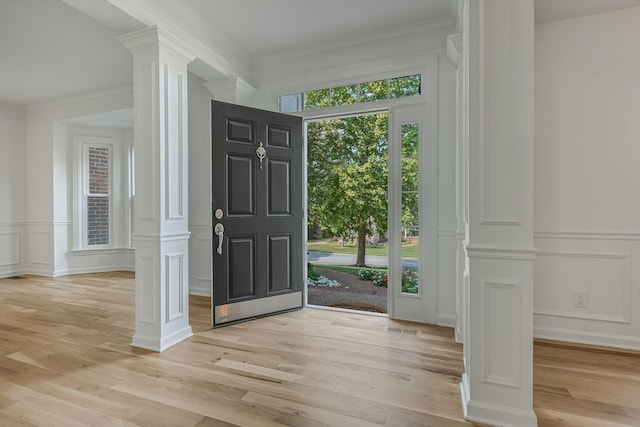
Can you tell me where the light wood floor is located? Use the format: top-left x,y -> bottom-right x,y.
0,272 -> 638,426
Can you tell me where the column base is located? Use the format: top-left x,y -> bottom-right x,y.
131,325 -> 193,352
460,374 -> 538,427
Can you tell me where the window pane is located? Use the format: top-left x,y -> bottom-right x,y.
360,80 -> 388,102
87,196 -> 109,245
304,88 -> 330,110
330,85 -> 358,106
87,146 -> 109,246
401,123 -> 419,294
279,93 -> 302,113
390,74 -> 421,98
88,146 -> 109,195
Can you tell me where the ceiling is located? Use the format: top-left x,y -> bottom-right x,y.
184,0 -> 456,58
535,0 -> 640,24
1,0 -> 639,112
0,0 -> 135,106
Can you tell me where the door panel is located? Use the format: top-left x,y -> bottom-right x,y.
226,119 -> 255,144
227,236 -> 255,300
267,125 -> 291,148
268,234 -> 292,293
267,159 -> 291,215
212,100 -> 303,326
227,155 -> 255,216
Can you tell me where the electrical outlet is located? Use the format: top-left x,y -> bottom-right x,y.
98,256 -> 105,265
573,290 -> 588,308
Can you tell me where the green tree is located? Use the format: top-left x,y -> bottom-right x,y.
307,111 -> 388,266
401,124 -> 419,237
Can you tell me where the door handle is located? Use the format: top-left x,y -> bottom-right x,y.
214,223 -> 225,255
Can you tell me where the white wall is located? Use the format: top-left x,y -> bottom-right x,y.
0,102 -> 28,277
534,7 -> 640,349
436,50 -> 457,328
188,74 -> 214,296
20,88 -> 134,276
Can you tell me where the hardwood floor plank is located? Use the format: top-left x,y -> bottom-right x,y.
1,272 -> 639,426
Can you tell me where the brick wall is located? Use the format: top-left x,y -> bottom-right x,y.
87,147 -> 109,245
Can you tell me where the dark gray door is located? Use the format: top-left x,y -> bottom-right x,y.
211,101 -> 303,326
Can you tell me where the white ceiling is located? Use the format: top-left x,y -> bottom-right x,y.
0,0 -> 135,106
1,0 -> 640,113
184,0 -> 456,58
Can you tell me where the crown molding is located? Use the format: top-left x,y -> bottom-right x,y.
255,17 -> 455,71
109,0 -> 253,84
118,25 -> 197,63
25,85 -> 133,114
446,33 -> 463,67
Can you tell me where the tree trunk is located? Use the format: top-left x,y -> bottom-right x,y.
355,222 -> 367,267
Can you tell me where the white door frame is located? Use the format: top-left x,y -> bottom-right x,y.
301,103 -> 438,323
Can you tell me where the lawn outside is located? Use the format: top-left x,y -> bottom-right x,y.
307,238 -> 418,258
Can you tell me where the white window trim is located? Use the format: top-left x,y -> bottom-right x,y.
72,135 -> 123,250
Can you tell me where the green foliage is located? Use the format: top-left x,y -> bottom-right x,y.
358,268 -> 387,287
303,75 -> 421,111
390,75 -> 421,98
360,80 -> 388,102
307,113 -> 389,254
330,85 -> 359,106
357,268 -> 419,293
401,269 -> 419,294
307,263 -> 320,281
401,124 -> 420,235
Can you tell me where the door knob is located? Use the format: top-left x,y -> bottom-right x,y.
214,223 -> 224,255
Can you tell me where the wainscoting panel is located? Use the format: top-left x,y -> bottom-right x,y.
166,252 -> 185,322
30,230 -> 51,266
0,231 -> 20,267
534,232 -> 640,350
535,250 -> 630,323
483,278 -> 522,388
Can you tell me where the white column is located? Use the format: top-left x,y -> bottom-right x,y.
460,1 -> 537,426
447,33 -> 465,345
119,26 -> 196,352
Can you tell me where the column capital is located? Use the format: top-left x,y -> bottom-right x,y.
446,33 -> 464,68
118,25 -> 197,64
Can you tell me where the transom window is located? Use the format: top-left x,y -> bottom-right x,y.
280,74 -> 421,113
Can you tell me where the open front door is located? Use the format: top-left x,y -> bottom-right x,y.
211,101 -> 303,326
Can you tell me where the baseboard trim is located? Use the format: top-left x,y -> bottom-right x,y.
460,373 -> 538,427
189,288 -> 211,297
54,266 -> 135,277
437,314 -> 457,328
534,326 -> 640,351
0,269 -> 28,279
131,325 -> 193,352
